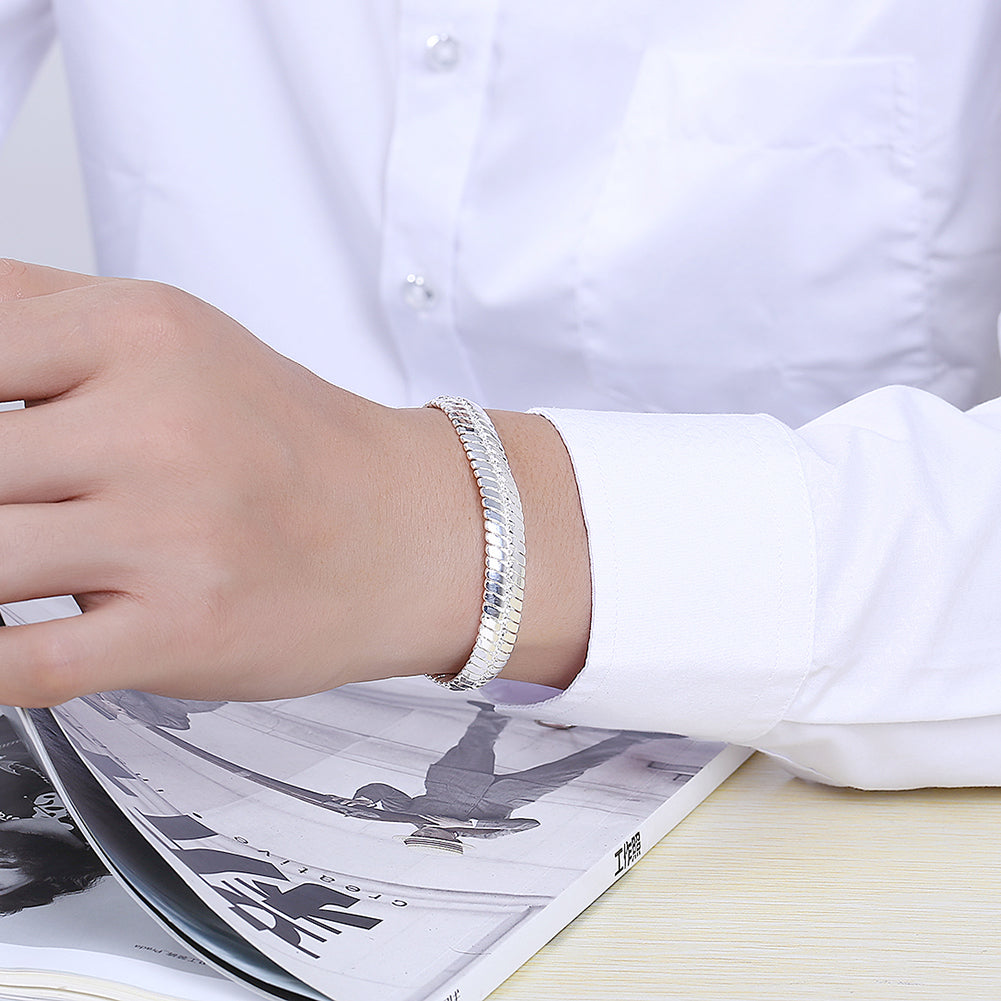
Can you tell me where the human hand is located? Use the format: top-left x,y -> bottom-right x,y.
0,262 -> 589,706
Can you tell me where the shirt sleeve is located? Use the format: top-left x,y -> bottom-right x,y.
0,0 -> 53,139
489,379 -> 1001,790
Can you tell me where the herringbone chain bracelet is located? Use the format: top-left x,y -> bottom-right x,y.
424,396 -> 526,691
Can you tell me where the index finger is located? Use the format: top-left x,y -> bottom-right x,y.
0,259 -> 111,303
0,263 -> 122,403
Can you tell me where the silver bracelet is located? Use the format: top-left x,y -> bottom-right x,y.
424,396 -> 526,691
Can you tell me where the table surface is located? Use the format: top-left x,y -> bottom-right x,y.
489,752 -> 1001,1001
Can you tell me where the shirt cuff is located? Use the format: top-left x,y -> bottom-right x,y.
489,408 -> 816,744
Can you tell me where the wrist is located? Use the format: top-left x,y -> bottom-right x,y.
374,404 -> 485,680
316,400 -> 591,692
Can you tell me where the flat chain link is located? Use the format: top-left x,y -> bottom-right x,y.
424,396 -> 526,691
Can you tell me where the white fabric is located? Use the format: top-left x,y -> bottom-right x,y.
511,391 -> 1001,790
4,1 -> 1001,787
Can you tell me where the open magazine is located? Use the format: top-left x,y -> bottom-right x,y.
0,597 -> 751,1001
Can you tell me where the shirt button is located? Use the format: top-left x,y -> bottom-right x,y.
425,34 -> 461,71
402,273 -> 435,310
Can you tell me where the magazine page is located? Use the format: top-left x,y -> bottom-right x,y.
0,714 -> 258,1001
32,676 -> 743,1001
17,708 -> 329,1001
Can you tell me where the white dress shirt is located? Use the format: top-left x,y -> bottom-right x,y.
2,0 -> 1001,787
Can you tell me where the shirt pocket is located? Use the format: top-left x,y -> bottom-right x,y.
576,49 -> 924,424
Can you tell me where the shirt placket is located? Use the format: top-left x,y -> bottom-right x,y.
380,0 -> 500,405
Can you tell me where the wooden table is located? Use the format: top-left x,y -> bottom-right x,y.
491,752 -> 1001,1000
